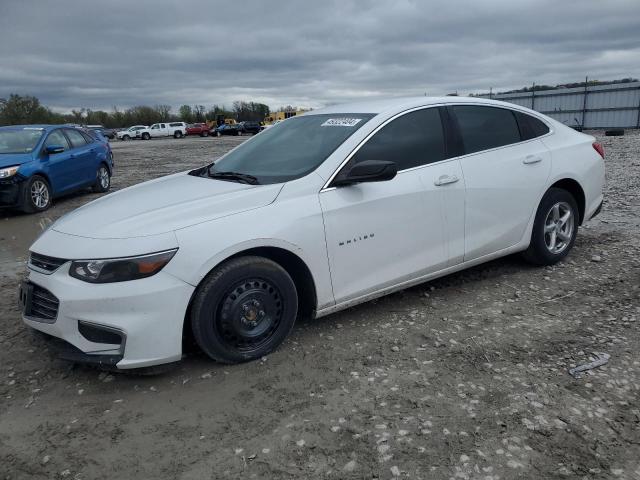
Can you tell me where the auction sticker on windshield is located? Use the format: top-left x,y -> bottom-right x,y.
321,118 -> 363,127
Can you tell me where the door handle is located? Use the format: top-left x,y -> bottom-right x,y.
523,155 -> 543,165
434,174 -> 460,186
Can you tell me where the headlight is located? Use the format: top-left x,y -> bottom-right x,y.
69,249 -> 177,283
0,165 -> 20,179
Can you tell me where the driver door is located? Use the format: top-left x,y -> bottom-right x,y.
319,107 -> 465,304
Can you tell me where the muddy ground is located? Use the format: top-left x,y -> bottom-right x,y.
1,132 -> 639,480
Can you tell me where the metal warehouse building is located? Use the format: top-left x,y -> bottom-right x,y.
479,81 -> 640,129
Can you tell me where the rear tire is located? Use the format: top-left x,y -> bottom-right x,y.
92,164 -> 111,193
122,135 -> 130,141
142,132 -> 150,140
523,188 -> 579,265
21,175 -> 52,213
191,256 -> 298,364
174,131 -> 183,138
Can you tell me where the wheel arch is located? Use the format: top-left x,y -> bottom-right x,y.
26,171 -> 54,195
548,178 -> 586,224
182,245 -> 318,349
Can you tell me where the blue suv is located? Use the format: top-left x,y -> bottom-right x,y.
0,125 -> 114,213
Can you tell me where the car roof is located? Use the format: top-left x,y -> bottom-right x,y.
306,96 -> 530,116
0,124 -> 65,132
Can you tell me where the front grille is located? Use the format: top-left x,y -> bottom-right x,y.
29,283 -> 60,321
29,252 -> 67,273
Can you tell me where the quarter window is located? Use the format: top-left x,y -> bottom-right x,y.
64,129 -> 88,148
515,111 -> 550,140
44,130 -> 70,151
451,106 -> 521,154
351,108 -> 446,171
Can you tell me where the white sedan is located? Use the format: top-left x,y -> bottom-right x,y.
116,125 -> 148,141
20,97 -> 605,369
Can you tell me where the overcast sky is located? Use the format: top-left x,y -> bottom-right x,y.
1,0 -> 639,113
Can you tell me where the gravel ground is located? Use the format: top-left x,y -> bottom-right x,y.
0,132 -> 639,480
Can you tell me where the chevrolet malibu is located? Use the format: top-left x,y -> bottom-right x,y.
20,97 -> 605,369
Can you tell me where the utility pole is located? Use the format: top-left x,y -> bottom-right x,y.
489,87 -> 493,99
531,82 -> 536,110
582,76 -> 589,129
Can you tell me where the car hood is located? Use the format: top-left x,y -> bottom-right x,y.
52,172 -> 284,239
0,153 -> 33,169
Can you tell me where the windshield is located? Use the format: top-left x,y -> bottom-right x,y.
0,129 -> 44,154
206,113 -> 374,184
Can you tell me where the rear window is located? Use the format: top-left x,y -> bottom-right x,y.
451,106 -> 521,154
169,122 -> 183,127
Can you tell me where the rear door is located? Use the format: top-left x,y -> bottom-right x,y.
64,129 -> 96,185
449,105 -> 551,260
320,107 -> 465,304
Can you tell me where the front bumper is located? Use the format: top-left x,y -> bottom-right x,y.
22,263 -> 195,369
0,176 -> 25,208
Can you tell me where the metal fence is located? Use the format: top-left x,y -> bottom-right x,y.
477,81 -> 640,129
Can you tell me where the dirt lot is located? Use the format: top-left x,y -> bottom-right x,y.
1,132 -> 639,480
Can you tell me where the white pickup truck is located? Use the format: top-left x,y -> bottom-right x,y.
137,122 -> 188,140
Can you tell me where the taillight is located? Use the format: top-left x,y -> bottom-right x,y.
593,142 -> 605,159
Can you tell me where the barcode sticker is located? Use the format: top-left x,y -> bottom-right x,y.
321,118 -> 362,127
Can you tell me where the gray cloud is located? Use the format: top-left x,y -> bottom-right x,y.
1,0 -> 638,112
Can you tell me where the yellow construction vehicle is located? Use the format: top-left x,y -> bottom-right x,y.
262,109 -> 309,126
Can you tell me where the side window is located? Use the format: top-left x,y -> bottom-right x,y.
44,130 -> 70,151
64,129 -> 88,149
515,111 -> 550,140
160,124 -> 166,128
350,108 -> 446,171
451,106 -> 521,154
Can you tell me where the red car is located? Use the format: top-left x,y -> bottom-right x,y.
186,123 -> 211,137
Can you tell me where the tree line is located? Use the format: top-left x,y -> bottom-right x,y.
0,94 -> 272,127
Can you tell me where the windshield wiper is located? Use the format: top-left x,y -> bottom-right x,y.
207,169 -> 260,185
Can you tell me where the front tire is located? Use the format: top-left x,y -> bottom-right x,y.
523,188 -> 579,265
92,164 -> 111,193
191,256 -> 298,364
122,135 -> 130,141
21,175 -> 52,213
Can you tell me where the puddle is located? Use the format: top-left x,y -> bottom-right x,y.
1,213 -> 54,277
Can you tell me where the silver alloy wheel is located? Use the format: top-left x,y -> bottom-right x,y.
98,167 -> 110,189
30,180 -> 50,209
544,201 -> 574,254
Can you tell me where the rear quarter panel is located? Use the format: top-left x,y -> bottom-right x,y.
540,123 -> 605,221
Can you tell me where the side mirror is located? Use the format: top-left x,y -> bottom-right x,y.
45,145 -> 65,155
332,160 -> 397,187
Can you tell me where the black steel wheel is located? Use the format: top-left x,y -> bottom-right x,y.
191,256 -> 298,363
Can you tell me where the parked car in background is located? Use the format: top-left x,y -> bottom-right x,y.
238,121 -> 261,135
117,125 -> 148,141
259,119 -> 283,131
186,123 -> 211,137
138,122 -> 188,140
86,125 -> 116,140
212,123 -> 241,136
19,97 -> 604,369
0,125 -> 113,213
